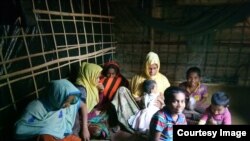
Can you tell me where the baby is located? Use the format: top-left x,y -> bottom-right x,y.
198,91 -> 231,125
128,80 -> 164,133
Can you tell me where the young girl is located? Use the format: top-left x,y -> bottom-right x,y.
179,67 -> 208,124
198,92 -> 231,125
128,80 -> 164,134
149,86 -> 187,141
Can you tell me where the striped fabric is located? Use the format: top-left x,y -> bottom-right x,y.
100,61 -> 129,101
100,76 -> 128,101
150,108 -> 187,141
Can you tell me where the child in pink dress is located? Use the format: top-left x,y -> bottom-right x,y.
198,91 -> 231,125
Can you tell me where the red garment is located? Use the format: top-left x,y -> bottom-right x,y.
100,61 -> 129,101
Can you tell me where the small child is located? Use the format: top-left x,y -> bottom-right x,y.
149,86 -> 187,141
128,80 -> 164,134
198,92 -> 231,125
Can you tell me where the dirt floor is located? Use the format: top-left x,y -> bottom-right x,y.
4,83 -> 248,141
204,83 -> 250,125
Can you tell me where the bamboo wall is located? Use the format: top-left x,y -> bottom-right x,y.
0,0 -> 114,140
112,0 -> 250,86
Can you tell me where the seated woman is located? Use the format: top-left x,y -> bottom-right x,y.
97,61 -> 130,132
15,79 -> 85,141
131,52 -> 170,103
111,51 -> 170,133
73,62 -> 112,139
179,67 -> 209,124
99,61 -> 129,102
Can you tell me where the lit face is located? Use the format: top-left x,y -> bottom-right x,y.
187,72 -> 200,87
148,64 -> 158,76
169,92 -> 186,114
210,104 -> 226,115
107,68 -> 117,78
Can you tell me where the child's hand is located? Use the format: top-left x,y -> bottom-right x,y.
81,126 -> 90,141
154,99 -> 163,109
135,96 -> 142,102
94,109 -> 101,116
62,102 -> 71,108
187,96 -> 196,111
208,117 -> 217,125
154,93 -> 165,109
62,95 -> 75,108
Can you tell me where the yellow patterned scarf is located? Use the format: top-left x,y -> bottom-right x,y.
76,62 -> 102,112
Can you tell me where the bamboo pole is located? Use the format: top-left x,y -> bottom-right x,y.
1,33 -> 114,39
99,0 -> 105,65
32,0 -> 51,82
0,38 -> 17,110
0,0 -> 117,115
0,49 -> 115,88
81,0 -> 88,63
70,0 -> 81,66
45,0 -> 62,79
0,42 -> 115,65
88,0 -> 98,63
33,9 -> 114,19
37,19 -> 113,24
59,0 -> 71,72
0,47 -> 115,82
0,87 -> 46,111
21,27 -> 39,98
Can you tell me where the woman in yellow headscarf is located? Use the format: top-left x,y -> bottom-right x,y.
111,52 -> 170,133
76,62 -> 103,112
130,51 -> 170,101
74,62 -> 112,139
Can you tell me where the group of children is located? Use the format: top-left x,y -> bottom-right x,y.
128,67 -> 231,140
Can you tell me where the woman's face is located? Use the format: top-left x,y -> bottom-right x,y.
95,73 -> 101,85
107,68 -> 117,78
187,72 -> 200,87
169,92 -> 186,114
148,64 -> 158,76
